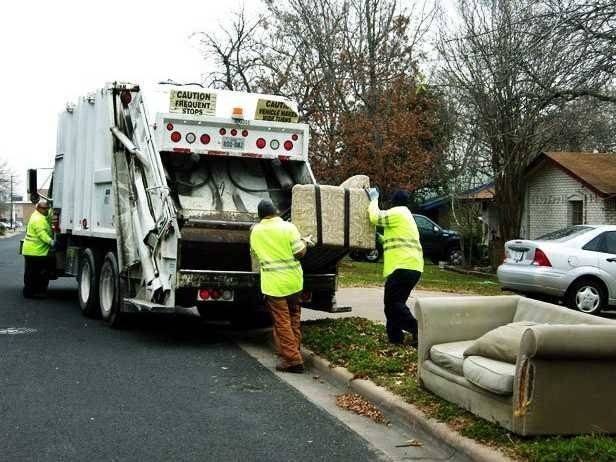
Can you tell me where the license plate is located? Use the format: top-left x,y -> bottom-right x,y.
222,137 -> 245,150
511,250 -> 525,262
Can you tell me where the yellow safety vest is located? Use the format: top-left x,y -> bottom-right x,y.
369,201 -> 424,278
250,217 -> 305,297
22,210 -> 53,257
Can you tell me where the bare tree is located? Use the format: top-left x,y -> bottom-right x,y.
196,8 -> 266,92
543,0 -> 616,103
0,158 -> 12,220
437,0 -> 613,241
198,0 -> 442,194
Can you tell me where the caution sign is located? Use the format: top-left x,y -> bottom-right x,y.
169,90 -> 217,116
254,99 -> 299,123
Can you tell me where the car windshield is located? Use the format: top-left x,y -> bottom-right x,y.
536,226 -> 594,241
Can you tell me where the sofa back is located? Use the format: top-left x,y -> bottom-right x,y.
513,297 -> 616,325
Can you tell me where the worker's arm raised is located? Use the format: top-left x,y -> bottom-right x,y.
368,200 -> 400,228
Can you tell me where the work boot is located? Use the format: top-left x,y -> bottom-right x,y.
276,364 -> 305,373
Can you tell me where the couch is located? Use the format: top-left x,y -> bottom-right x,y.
415,295 -> 616,436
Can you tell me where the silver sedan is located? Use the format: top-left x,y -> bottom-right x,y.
497,225 -> 616,315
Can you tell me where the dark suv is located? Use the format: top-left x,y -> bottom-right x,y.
350,214 -> 463,265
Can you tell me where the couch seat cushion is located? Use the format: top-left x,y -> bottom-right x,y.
463,356 -> 516,395
429,341 -> 474,376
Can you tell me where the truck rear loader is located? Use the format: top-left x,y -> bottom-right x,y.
30,82 -> 352,327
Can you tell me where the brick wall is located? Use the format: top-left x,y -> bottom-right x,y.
522,163 -> 614,239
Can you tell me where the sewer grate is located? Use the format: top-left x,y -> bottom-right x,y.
0,327 -> 38,335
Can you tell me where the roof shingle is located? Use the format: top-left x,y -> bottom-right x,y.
538,152 -> 616,196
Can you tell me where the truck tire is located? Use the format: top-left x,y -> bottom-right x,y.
78,248 -> 102,318
99,252 -> 126,328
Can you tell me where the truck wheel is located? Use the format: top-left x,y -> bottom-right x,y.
99,252 -> 125,328
78,248 -> 102,318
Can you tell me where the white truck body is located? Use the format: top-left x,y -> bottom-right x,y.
47,82 -> 346,323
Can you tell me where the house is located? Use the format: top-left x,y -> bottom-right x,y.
521,152 -> 616,239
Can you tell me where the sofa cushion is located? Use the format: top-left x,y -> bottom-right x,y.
429,341 -> 474,376
463,356 -> 516,395
463,321 -> 537,364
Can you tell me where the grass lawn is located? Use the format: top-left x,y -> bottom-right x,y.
338,259 -> 505,296
302,317 -> 616,462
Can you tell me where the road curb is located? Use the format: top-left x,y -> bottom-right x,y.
301,346 -> 514,462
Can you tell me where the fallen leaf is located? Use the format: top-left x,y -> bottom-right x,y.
336,393 -> 386,424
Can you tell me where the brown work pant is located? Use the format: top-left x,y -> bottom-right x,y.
265,293 -> 303,368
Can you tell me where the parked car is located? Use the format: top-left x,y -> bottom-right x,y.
497,225 -> 616,314
350,214 -> 463,264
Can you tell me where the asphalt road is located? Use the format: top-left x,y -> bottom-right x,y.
0,235 -> 382,462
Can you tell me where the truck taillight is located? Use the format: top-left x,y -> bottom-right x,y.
198,288 -> 234,302
199,289 -> 210,300
242,129 -> 248,137
256,138 -> 266,149
120,90 -> 132,106
284,140 -> 293,151
170,131 -> 181,143
52,211 -> 60,233
230,128 -> 238,136
292,133 -> 298,141
200,134 -> 211,144
166,122 -> 174,131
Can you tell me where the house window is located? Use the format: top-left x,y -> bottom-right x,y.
568,200 -> 584,226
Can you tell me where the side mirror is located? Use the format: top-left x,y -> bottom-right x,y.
27,169 -> 38,203
433,225 -> 440,233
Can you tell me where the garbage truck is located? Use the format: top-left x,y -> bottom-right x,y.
30,81 -> 353,327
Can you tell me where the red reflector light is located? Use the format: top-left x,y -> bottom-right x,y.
170,131 -> 181,143
211,290 -> 221,300
200,133 -> 211,144
199,289 -> 210,300
230,128 -> 238,136
120,90 -> 132,106
284,140 -> 293,151
242,129 -> 248,137
219,128 -> 226,136
166,122 -> 174,131
292,133 -> 299,141
532,248 -> 552,267
256,138 -> 266,149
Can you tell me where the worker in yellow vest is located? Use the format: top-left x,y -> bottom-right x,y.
367,189 -> 424,345
22,200 -> 55,298
250,199 -> 313,373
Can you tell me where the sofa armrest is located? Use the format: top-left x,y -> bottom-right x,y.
513,356 -> 616,435
519,325 -> 616,360
415,295 -> 519,365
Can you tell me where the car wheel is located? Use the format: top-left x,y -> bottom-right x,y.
364,248 -> 380,262
448,248 -> 465,266
78,248 -> 102,318
567,279 -> 606,315
99,252 -> 126,328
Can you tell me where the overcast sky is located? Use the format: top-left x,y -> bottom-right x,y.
1,0 -> 260,195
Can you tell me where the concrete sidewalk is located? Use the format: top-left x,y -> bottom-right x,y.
303,287 -> 462,323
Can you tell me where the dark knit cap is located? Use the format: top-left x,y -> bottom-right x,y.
391,190 -> 409,207
257,199 -> 278,219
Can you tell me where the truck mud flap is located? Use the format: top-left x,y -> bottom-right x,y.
122,298 -> 176,314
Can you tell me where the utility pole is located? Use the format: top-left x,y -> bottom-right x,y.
10,175 -> 13,229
